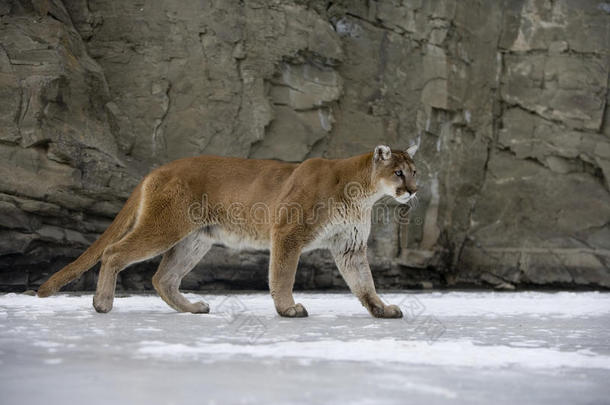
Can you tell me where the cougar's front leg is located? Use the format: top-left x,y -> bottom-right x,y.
331,246 -> 402,318
269,233 -> 308,318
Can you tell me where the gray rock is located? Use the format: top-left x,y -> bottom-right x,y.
0,0 -> 608,291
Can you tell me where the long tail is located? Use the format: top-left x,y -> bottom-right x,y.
37,184 -> 142,297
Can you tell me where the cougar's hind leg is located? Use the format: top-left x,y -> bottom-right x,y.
153,230 -> 212,313
93,175 -> 197,313
93,228 -> 185,313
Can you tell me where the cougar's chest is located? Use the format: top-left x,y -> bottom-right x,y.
303,222 -> 370,253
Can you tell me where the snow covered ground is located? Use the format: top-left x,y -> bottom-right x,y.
1,291 -> 609,404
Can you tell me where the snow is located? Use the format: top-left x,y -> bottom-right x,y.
2,290 -> 607,317
137,339 -> 610,370
1,291 -> 609,405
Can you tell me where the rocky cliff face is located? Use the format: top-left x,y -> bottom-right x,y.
0,0 -> 608,291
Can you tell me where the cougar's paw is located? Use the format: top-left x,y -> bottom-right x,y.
93,295 -> 113,314
279,303 -> 308,318
383,304 -> 403,318
370,304 -> 403,318
36,285 -> 55,298
190,301 -> 210,314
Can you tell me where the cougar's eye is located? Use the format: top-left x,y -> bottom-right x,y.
394,170 -> 403,177
413,170 -> 417,176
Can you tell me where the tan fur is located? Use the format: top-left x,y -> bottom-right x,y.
37,145 -> 418,318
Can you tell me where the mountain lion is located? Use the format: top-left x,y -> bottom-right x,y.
37,144 -> 419,318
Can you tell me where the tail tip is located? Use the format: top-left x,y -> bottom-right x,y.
37,284 -> 55,298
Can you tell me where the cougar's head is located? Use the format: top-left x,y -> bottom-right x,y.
372,144 -> 418,204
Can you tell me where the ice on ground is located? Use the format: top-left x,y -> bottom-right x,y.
1,291 -> 609,405
137,339 -> 610,370
1,290 -> 608,317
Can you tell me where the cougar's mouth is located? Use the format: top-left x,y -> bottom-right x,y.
396,192 -> 415,204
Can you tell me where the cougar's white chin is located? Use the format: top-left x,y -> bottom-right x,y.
396,192 -> 415,204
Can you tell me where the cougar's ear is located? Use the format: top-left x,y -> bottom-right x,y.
374,145 -> 392,162
406,144 -> 418,158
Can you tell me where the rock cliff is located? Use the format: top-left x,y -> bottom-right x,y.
1,0 -> 608,291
